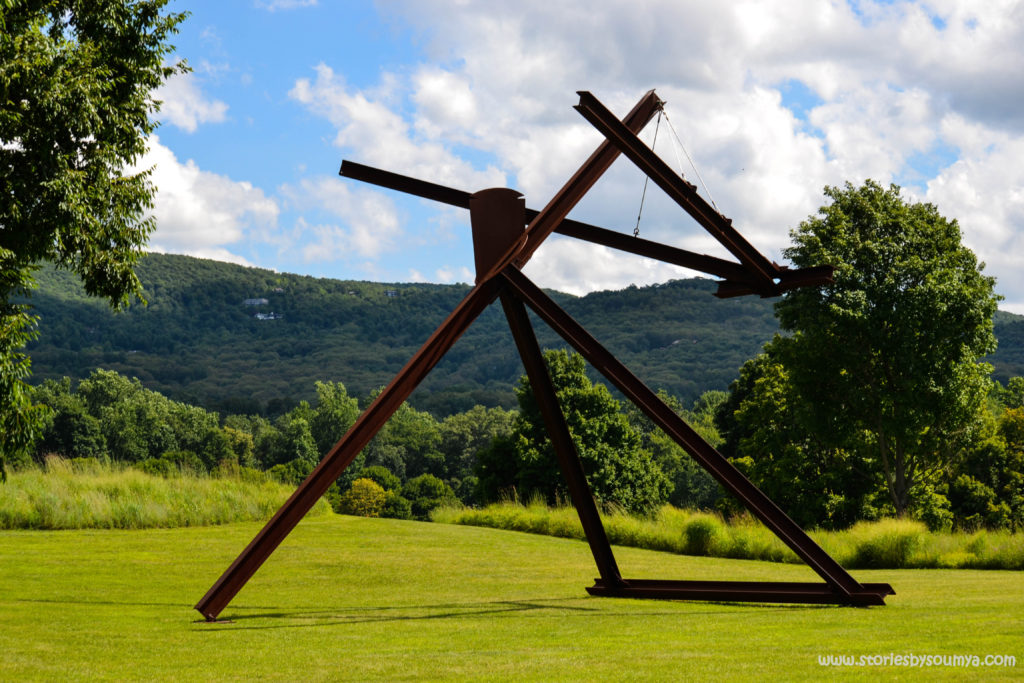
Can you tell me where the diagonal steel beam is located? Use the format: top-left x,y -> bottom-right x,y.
500,291 -> 623,586
194,276 -> 503,621
574,91 -> 780,292
500,265 -> 870,598
495,89 -> 663,278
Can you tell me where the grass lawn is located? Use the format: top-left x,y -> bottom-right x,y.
1,515 -> 1021,680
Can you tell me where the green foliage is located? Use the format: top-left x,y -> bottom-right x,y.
21,254 -> 802,416
309,381 -> 359,455
402,473 -> 456,521
847,519 -> 927,569
0,1 -> 186,477
721,181 -> 1001,523
437,404 -> 516,481
336,478 -> 387,517
29,369 -> 237,476
437,500 -> 1024,570
627,390 -> 721,509
716,353 -> 878,529
355,465 -> 401,492
136,450 -> 204,478
381,490 -> 413,520
0,456 -> 330,529
477,349 -> 669,515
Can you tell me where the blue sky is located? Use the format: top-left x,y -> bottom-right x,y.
148,0 -> 1024,312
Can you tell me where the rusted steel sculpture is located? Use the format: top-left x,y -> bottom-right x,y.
195,90 -> 893,621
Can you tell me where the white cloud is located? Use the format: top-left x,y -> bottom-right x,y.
153,71 -> 228,133
926,115 -> 1024,314
434,265 -> 473,284
141,136 -> 278,264
289,64 -> 506,190
280,177 -> 403,261
255,0 -> 317,11
284,0 -> 1024,310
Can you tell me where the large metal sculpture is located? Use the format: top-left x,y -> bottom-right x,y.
195,90 -> 893,621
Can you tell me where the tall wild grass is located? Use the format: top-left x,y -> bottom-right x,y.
433,500 -> 1024,571
0,457 -> 330,530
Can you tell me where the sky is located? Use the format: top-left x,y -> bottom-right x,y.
148,0 -> 1024,312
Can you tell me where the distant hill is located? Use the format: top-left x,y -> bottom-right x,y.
22,253 -> 1024,416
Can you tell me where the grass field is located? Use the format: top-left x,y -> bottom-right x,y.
1,516 -> 1022,680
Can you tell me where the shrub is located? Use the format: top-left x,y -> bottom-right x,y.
382,491 -> 413,520
682,513 -> 729,556
337,478 -> 387,517
402,474 -> 457,521
356,465 -> 401,492
848,519 -> 926,568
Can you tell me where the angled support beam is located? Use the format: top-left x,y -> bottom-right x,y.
194,276 -> 504,621
500,265 -> 892,604
506,89 -> 663,275
500,292 -> 623,586
574,91 -> 780,292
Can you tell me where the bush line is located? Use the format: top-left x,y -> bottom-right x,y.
433,501 -> 1024,571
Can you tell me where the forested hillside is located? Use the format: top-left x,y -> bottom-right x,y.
23,253 -> 1024,416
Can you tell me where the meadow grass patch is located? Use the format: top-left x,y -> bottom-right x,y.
0,461 -> 330,530
0,516 -> 1021,680
437,502 -> 1024,570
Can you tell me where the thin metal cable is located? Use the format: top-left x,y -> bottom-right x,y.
633,110 -> 662,237
662,108 -> 718,212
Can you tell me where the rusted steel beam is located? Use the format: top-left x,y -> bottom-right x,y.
500,291 -> 623,586
510,90 -> 663,273
715,264 -> 836,298
500,266 -> 885,601
588,579 -> 893,605
340,161 -> 754,283
552,221 -> 753,282
194,276 -> 504,621
573,91 -> 780,292
340,160 -> 471,209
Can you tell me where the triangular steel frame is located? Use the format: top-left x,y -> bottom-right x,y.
195,90 -> 893,621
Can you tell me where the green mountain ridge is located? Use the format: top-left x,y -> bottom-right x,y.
23,253 -> 1024,416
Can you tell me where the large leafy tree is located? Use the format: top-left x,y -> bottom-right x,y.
0,1 -> 185,477
477,349 -> 669,515
720,181 -> 999,520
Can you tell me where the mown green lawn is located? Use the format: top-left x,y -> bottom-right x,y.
1,516 -> 1021,680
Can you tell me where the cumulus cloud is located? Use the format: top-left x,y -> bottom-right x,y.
153,71 -> 229,133
286,0 -> 1023,309
289,65 -> 506,190
141,136 -> 278,264
279,176 -> 403,261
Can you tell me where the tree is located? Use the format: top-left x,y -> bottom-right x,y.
309,381 -> 359,455
0,2 -> 187,477
627,390 -> 722,510
721,181 -> 999,520
477,349 -> 669,515
716,353 -> 878,529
